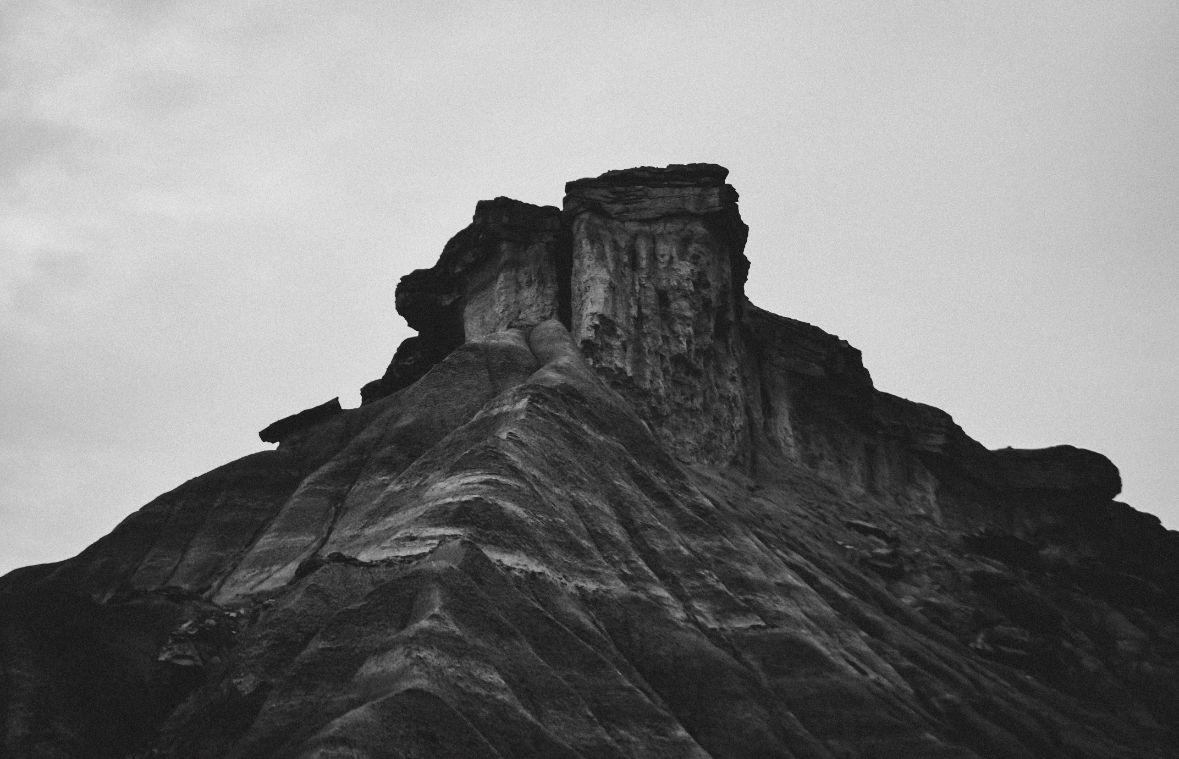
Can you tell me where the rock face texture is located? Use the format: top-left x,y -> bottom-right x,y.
2,165 -> 1177,759
360,198 -> 565,403
564,165 -> 752,466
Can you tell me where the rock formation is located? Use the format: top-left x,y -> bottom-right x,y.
2,165 -> 1176,758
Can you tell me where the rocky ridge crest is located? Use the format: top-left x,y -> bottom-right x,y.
1,165 -> 1175,758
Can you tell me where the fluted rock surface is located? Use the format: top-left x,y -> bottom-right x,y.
2,165 -> 1176,759
564,165 -> 753,466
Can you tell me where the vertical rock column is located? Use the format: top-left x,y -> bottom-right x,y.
563,164 -> 753,465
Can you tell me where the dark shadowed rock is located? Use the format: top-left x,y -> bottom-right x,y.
2,165 -> 1176,759
258,398 -> 343,444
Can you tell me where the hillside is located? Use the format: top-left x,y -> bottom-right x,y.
2,164 -> 1176,758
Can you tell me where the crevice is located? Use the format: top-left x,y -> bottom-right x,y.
121,490 -> 192,591
303,403 -> 409,562
160,491 -> 230,588
207,455 -> 312,599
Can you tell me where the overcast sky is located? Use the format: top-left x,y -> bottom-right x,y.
2,1 -> 1177,576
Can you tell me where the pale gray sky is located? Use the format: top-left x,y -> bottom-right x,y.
2,1 -> 1177,575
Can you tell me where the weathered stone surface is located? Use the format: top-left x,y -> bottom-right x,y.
216,329 -> 540,602
565,164 -> 753,466
359,334 -> 450,404
362,197 -> 563,403
2,165 -> 1176,758
398,196 -> 564,342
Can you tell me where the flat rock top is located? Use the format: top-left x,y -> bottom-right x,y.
564,163 -> 739,221
472,196 -> 561,222
565,163 -> 730,191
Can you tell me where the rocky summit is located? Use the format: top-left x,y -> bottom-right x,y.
2,164 -> 1177,759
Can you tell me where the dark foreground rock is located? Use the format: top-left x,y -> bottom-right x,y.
2,165 -> 1176,758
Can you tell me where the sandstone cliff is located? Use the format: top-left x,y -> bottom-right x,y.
2,165 -> 1175,758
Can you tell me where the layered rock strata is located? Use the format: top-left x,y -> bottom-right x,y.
1,165 -> 1176,759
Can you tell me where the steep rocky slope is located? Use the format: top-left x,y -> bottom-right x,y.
2,165 -> 1176,758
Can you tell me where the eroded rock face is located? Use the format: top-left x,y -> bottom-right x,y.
361,197 -> 563,403
371,165 -> 755,465
564,164 -> 754,466
3,165 -> 1177,759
